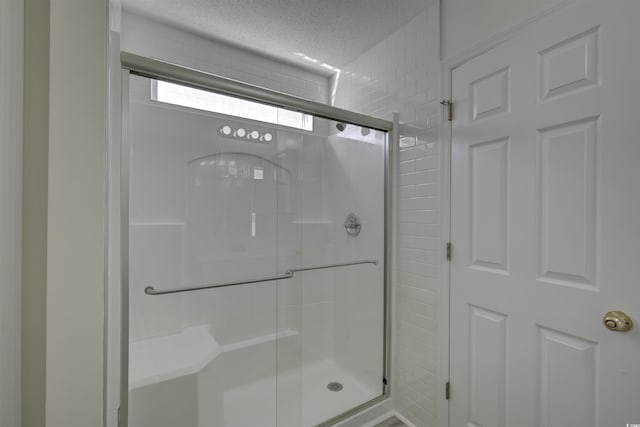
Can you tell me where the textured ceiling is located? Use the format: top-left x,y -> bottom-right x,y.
123,0 -> 433,75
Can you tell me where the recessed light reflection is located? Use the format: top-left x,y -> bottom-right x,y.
218,124 -> 275,144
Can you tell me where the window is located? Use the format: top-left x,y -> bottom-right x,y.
153,80 -> 313,131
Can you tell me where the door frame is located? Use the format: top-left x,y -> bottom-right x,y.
438,1 -> 576,426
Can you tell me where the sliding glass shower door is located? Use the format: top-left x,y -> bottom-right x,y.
125,73 -> 388,427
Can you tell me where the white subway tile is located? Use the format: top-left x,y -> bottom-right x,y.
415,183 -> 437,197
415,155 -> 438,171
398,185 -> 416,200
398,160 -> 416,174
415,237 -> 438,251
330,5 -> 440,426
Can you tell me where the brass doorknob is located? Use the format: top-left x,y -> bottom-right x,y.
603,310 -> 633,332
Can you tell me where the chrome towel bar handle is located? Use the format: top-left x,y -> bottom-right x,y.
144,259 -> 378,296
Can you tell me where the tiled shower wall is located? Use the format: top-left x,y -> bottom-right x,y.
332,4 -> 442,426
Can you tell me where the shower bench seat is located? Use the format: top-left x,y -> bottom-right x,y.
129,324 -> 221,390
128,325 -> 300,390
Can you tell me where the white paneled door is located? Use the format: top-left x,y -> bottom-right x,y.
450,1 -> 640,426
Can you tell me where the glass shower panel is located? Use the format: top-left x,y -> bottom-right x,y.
126,74 -> 387,427
283,118 -> 386,426
127,74 -> 282,427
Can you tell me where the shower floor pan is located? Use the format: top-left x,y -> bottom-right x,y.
224,358 -> 374,427
129,326 -> 378,427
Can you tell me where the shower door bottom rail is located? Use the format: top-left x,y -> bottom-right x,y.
144,259 -> 379,296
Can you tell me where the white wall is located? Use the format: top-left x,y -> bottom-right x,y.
441,0 -> 568,59
332,4 -> 442,426
0,0 -> 23,426
122,12 -> 330,104
46,0 -> 106,426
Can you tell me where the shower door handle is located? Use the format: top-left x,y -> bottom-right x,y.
144,271 -> 294,295
144,259 -> 378,296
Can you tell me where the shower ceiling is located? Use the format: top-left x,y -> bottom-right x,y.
122,0 -> 435,74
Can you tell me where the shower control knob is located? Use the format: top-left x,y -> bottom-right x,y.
603,310 -> 633,332
344,213 -> 361,237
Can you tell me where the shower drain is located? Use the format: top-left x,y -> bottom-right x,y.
327,382 -> 344,392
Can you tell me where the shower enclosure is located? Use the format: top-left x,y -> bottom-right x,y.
120,53 -> 394,427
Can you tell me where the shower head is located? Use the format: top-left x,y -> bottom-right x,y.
335,122 -> 347,132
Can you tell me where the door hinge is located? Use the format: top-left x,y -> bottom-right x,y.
441,99 -> 453,121
446,242 -> 452,261
117,407 -> 121,427
445,381 -> 451,400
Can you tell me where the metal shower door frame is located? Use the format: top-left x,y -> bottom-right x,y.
119,53 -> 397,427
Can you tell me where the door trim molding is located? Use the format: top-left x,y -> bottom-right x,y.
438,2 -> 577,426
441,0 -> 576,74
0,0 -> 23,424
